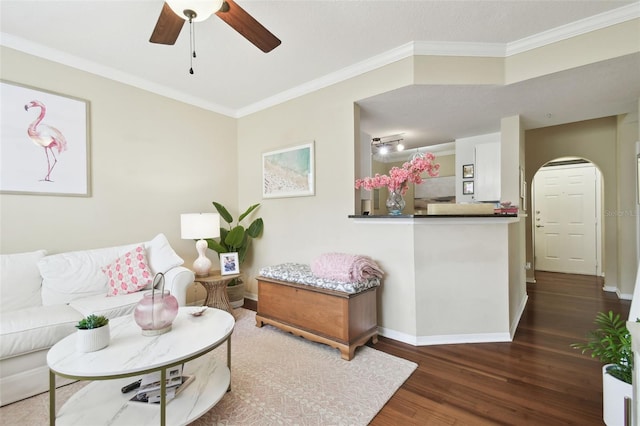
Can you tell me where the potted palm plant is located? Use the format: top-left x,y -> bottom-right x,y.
206,201 -> 264,307
76,314 -> 110,353
572,311 -> 635,426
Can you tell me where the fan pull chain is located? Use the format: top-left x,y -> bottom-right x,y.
189,18 -> 196,74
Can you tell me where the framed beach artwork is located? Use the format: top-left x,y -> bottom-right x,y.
0,80 -> 91,196
262,141 -> 315,198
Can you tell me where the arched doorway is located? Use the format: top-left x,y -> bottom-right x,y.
532,157 -> 603,276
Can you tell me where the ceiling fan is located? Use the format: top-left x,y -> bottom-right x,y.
150,0 -> 281,53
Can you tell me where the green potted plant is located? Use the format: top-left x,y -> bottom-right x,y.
75,314 -> 110,353
206,201 -> 264,307
572,311 -> 636,425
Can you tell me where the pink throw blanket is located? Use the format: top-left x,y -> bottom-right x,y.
310,253 -> 384,282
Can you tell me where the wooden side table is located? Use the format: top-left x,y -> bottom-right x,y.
194,270 -> 241,316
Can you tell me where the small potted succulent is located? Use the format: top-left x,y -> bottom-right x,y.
76,314 -> 110,353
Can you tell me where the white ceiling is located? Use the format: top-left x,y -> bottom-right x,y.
2,1 -> 639,150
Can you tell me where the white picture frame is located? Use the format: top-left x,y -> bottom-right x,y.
220,252 -> 239,275
0,80 -> 91,196
262,141 -> 315,198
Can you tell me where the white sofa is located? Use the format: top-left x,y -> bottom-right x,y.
0,233 -> 195,406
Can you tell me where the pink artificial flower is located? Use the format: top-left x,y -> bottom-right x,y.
354,154 -> 440,194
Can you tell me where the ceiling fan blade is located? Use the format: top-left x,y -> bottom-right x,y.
150,2 -> 185,45
216,0 -> 281,53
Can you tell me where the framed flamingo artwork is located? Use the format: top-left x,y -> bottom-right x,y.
0,80 -> 90,196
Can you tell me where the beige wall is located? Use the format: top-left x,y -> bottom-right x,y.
0,47 -> 237,279
434,153 -> 455,177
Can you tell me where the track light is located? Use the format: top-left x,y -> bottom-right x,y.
371,136 -> 404,155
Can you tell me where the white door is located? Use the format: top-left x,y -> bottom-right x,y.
533,163 -> 599,275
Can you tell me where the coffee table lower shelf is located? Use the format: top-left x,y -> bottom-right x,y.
54,353 -> 229,426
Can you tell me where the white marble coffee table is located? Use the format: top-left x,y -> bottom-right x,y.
47,307 -> 234,426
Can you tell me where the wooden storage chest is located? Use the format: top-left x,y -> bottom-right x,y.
255,276 -> 378,360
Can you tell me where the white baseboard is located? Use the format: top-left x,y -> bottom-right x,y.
510,294 -> 529,339
603,286 -> 632,300
377,326 -> 512,346
618,292 -> 633,300
376,327 -> 419,345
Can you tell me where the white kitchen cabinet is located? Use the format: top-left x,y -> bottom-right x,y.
474,141 -> 501,201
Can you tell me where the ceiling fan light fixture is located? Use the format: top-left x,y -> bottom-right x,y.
167,0 -> 224,22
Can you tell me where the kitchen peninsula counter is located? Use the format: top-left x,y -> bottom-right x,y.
347,212 -> 527,347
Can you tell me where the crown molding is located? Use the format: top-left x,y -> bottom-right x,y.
506,2 -> 640,56
0,32 -> 235,117
235,41 -> 417,117
413,41 -> 506,57
237,40 -> 510,117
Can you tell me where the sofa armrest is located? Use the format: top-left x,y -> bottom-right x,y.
162,266 -> 194,306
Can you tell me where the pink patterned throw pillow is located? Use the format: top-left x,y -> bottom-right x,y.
103,246 -> 153,297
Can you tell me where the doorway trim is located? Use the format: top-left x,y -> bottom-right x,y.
531,157 -> 603,279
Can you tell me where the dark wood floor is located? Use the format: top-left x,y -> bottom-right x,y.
247,271 -> 631,425
370,271 -> 630,425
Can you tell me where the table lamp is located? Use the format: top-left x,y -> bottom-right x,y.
180,213 -> 220,277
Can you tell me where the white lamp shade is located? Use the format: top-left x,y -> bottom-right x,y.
180,213 -> 220,240
166,0 -> 224,22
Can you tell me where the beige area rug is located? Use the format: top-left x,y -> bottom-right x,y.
0,308 -> 416,425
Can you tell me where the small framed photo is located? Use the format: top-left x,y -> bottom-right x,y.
463,180 -> 474,195
462,164 -> 474,179
220,252 -> 239,275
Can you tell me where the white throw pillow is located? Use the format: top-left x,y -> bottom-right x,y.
0,250 -> 47,311
39,246 -> 122,305
144,233 -> 184,275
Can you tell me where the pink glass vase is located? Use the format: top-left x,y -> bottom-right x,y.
134,289 -> 179,336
